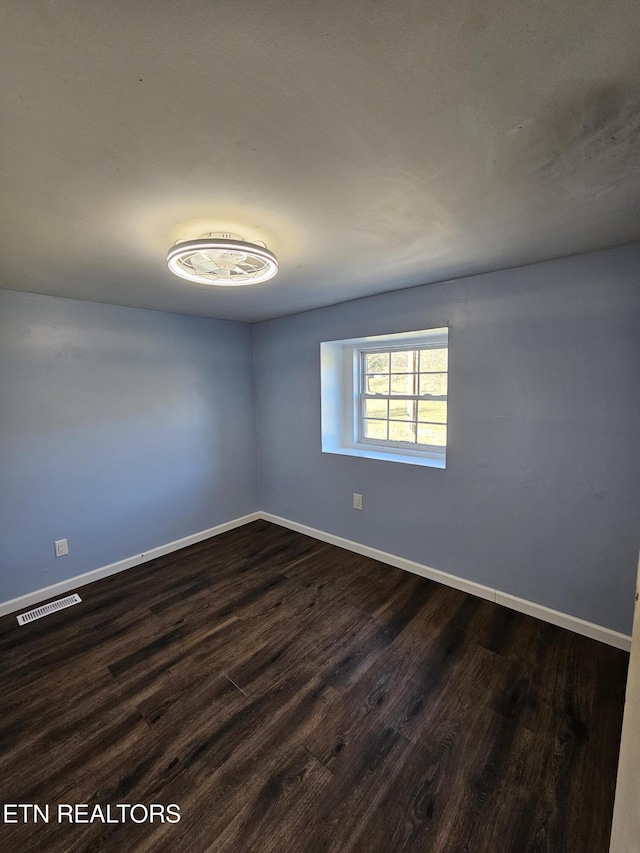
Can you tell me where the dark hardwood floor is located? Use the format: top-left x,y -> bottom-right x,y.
0,521 -> 628,852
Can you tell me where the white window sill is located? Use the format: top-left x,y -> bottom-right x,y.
323,444 -> 446,469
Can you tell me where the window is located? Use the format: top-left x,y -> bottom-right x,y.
321,327 -> 448,468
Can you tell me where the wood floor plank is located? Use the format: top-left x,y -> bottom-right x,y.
0,521 -> 628,852
211,745 -> 335,853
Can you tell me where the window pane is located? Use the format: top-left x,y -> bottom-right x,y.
419,373 -> 447,396
390,350 -> 418,372
366,374 -> 390,395
417,401 -> 447,423
363,419 -> 388,440
364,398 -> 388,419
419,348 -> 448,372
389,400 -> 416,421
389,421 -> 417,443
365,352 -> 389,373
356,336 -> 448,455
390,373 -> 418,395
417,423 -> 447,446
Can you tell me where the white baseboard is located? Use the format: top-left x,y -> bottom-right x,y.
494,591 -> 631,651
260,512 -> 632,652
259,513 -> 496,603
2,509 -> 631,652
0,512 -> 261,620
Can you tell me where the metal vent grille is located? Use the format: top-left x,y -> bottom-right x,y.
16,593 -> 82,626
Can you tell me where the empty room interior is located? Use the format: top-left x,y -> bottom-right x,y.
1,1 -> 640,851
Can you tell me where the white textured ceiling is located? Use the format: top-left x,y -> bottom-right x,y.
1,0 -> 639,321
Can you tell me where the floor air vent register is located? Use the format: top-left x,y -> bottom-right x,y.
16,593 -> 82,625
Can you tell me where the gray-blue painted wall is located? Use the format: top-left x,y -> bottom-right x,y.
2,243 -> 639,633
253,243 -> 640,635
0,290 -> 259,602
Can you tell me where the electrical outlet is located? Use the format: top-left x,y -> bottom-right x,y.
353,493 -> 363,511
54,539 -> 69,557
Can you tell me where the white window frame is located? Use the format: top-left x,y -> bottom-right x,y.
321,327 -> 448,469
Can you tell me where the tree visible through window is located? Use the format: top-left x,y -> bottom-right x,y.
360,346 -> 448,448
320,326 -> 448,468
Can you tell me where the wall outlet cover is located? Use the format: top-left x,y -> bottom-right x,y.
54,539 -> 69,557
